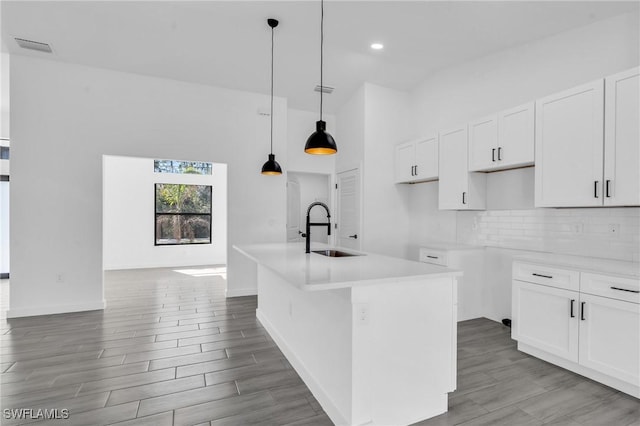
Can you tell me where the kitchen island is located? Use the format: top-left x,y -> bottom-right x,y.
234,243 -> 462,426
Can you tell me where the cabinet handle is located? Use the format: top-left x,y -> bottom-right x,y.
581,302 -> 586,321
610,286 -> 640,294
492,148 -> 496,162
605,180 -> 611,198
410,166 -> 414,176
426,255 -> 439,259
498,147 -> 503,161
462,192 -> 467,205
414,165 -> 418,176
570,299 -> 575,318
594,181 -> 599,198
532,273 -> 553,279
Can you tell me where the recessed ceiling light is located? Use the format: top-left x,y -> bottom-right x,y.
370,43 -> 384,50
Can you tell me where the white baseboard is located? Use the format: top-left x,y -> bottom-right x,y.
7,300 -> 106,318
256,309 -> 351,426
225,287 -> 257,298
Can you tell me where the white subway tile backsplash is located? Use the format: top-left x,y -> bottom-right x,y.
457,207 -> 640,262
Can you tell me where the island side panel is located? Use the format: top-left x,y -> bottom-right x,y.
351,277 -> 457,426
255,265 -> 354,425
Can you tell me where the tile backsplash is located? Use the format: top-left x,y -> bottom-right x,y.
457,208 -> 640,262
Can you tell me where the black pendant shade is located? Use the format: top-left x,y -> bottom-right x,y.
261,153 -> 282,175
305,0 -> 337,155
305,120 -> 337,155
261,18 -> 282,175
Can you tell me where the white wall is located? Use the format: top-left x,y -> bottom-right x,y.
1,52 -> 9,138
362,83 -> 411,258
103,156 -> 227,270
405,11 -> 640,321
9,55 -> 287,317
336,86 -> 365,174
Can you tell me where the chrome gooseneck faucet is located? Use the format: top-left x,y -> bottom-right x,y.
305,202 -> 331,254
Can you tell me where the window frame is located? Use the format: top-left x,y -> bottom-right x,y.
154,183 -> 213,246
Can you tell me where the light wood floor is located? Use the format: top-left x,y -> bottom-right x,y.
1,267 -> 638,426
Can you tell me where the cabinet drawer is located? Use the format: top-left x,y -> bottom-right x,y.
581,273 -> 640,304
513,262 -> 579,291
419,248 -> 448,266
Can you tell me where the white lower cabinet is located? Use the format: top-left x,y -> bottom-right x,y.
512,281 -> 578,362
578,292 -> 639,386
419,244 -> 485,321
512,260 -> 639,398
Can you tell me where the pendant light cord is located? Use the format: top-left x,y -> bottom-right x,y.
320,0 -> 324,122
270,24 -> 275,154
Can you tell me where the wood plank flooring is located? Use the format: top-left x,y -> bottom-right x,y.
1,267 -> 639,426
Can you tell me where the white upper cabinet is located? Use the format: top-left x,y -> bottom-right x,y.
394,136 -> 438,184
439,126 -> 486,210
394,141 -> 415,183
535,68 -> 640,207
604,67 -> 640,206
535,80 -> 605,207
468,103 -> 534,172
498,103 -> 535,169
468,115 -> 498,171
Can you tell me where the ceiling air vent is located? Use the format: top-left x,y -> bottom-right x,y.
14,37 -> 53,53
314,85 -> 334,94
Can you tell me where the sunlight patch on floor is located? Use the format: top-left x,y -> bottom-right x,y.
173,266 -> 227,279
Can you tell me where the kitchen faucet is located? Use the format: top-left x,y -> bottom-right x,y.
305,202 -> 331,254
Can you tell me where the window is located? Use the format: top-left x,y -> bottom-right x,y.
0,147 -> 9,160
155,184 -> 212,245
154,160 -> 212,175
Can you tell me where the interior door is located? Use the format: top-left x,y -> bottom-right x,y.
337,168 -> 361,250
286,176 -> 302,242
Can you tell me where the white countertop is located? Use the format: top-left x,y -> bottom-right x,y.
234,243 -> 462,291
514,253 -> 640,279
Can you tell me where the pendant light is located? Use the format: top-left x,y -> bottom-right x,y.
261,18 -> 283,175
304,0 -> 337,155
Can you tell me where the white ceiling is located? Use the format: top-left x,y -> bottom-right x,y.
1,1 -> 638,113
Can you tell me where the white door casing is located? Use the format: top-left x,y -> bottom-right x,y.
286,176 -> 302,242
337,168 -> 361,251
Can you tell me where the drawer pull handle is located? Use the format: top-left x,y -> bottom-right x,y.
570,299 -> 575,318
426,255 -> 439,259
581,302 -> 586,321
532,273 -> 553,279
610,286 -> 640,294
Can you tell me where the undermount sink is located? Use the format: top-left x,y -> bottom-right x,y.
312,249 -> 364,258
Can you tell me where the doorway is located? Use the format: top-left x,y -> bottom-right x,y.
286,172 -> 332,244
102,155 -> 228,274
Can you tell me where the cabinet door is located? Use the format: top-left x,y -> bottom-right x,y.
604,67 -> 640,206
394,141 -> 415,183
512,281 -> 579,362
578,293 -> 639,385
468,115 -> 498,172
439,127 -> 468,210
414,136 -> 439,181
535,80 -> 604,207
498,102 -> 535,169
